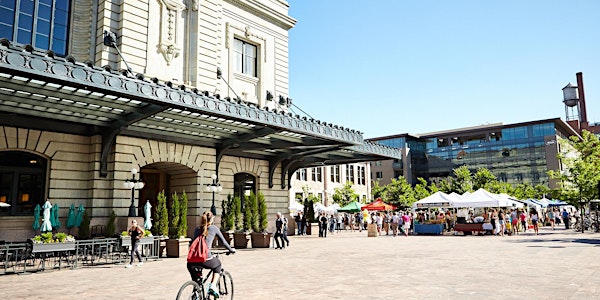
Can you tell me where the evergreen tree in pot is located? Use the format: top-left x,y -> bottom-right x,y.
251,191 -> 271,248
166,191 -> 190,257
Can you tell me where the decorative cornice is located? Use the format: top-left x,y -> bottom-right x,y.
347,142 -> 403,160
224,0 -> 296,30
0,42 -> 363,145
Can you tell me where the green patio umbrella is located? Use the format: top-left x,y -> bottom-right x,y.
66,204 -> 76,230
51,203 -> 61,230
32,204 -> 41,231
75,204 -> 85,227
337,201 -> 364,213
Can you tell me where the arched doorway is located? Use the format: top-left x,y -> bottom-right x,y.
234,173 -> 256,209
138,162 -> 197,223
0,151 -> 47,216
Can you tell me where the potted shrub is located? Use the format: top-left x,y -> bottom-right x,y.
218,194 -> 235,247
233,194 -> 252,249
153,190 -> 169,257
166,191 -> 190,257
250,191 -> 271,248
105,210 -> 117,237
78,211 -> 91,239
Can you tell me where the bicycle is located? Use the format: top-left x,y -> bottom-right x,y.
176,251 -> 234,300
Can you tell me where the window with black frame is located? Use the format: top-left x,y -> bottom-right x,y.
0,0 -> 71,56
0,151 -> 47,216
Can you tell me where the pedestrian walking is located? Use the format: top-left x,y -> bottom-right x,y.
274,212 -> 286,249
125,219 -> 144,268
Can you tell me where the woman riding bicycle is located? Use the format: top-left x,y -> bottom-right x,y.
187,211 -> 236,297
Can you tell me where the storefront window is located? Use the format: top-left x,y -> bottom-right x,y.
0,151 -> 47,216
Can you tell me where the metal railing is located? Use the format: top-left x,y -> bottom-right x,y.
0,236 -> 163,275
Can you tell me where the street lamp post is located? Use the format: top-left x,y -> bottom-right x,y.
124,169 -> 145,217
205,174 -> 223,216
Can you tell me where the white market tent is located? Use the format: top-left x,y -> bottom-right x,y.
288,201 -> 304,213
413,191 -> 455,209
453,188 -> 524,208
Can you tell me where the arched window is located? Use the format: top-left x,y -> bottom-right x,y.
234,173 -> 255,209
0,151 -> 47,216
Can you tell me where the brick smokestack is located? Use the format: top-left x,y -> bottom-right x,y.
576,72 -> 588,124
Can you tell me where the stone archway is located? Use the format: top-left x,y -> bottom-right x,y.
139,162 -> 199,230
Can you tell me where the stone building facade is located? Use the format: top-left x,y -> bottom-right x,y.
0,0 -> 400,241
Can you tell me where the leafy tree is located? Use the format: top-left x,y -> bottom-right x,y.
548,130 -> 600,206
413,177 -> 431,201
473,168 -> 497,190
386,177 -> 415,209
427,182 -> 439,194
512,183 -> 538,200
452,166 -> 474,194
371,180 -> 387,202
437,179 -> 453,194
332,181 -> 358,207
303,196 -> 317,223
154,190 -> 169,237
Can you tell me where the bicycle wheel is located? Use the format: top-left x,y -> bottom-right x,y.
215,270 -> 234,300
176,281 -> 203,300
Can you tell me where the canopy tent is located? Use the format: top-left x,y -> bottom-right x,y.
362,199 -> 397,211
288,201 -> 304,213
337,201 -> 364,213
453,189 -> 524,208
412,191 -> 454,209
547,200 -> 568,207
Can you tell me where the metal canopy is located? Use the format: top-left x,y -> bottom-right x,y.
0,41 -> 401,187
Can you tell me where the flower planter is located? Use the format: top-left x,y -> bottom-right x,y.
166,237 -> 191,258
120,237 -> 155,247
32,242 -> 76,253
250,232 -> 271,248
233,232 -> 250,249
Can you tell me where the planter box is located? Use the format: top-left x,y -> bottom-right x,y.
166,238 -> 191,258
214,230 -> 234,248
120,237 -> 155,247
233,232 -> 249,249
250,232 -> 271,248
32,242 -> 76,253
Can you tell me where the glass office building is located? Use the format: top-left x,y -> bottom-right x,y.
369,118 -> 579,188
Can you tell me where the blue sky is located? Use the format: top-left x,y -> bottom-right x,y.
287,1 -> 600,139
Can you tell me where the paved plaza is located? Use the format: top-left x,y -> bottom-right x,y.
2,226 -> 600,299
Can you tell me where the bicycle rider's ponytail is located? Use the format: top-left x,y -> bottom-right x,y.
200,211 -> 213,237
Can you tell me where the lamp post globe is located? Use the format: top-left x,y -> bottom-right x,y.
125,168 -> 144,217
207,174 -> 221,216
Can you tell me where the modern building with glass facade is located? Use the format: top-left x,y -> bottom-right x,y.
368,118 -> 580,189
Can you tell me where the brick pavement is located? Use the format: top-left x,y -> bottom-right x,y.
2,226 -> 600,299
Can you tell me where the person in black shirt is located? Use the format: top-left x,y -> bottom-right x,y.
125,220 -> 144,268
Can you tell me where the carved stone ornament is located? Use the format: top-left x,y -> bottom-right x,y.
158,0 -> 185,65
